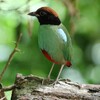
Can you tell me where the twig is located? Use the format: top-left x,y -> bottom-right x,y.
0,33 -> 22,82
63,0 -> 78,17
62,0 -> 80,34
27,17 -> 33,37
1,84 -> 16,92
0,97 -> 6,100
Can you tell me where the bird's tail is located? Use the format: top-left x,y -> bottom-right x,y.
65,61 -> 72,67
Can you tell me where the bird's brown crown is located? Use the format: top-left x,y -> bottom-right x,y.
37,7 -> 58,17
28,7 -> 61,25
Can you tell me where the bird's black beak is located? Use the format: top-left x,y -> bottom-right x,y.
28,12 -> 39,17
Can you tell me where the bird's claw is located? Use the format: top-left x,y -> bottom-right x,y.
41,78 -> 52,85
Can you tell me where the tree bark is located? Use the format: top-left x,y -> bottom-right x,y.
0,83 -> 7,100
11,73 -> 100,100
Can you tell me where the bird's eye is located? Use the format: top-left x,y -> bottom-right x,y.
40,11 -> 47,16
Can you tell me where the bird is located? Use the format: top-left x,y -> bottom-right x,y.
28,7 -> 72,84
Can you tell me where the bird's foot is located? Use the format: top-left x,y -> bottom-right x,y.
41,78 -> 53,85
49,79 -> 61,87
41,78 -> 47,85
51,80 -> 58,86
41,79 -> 45,85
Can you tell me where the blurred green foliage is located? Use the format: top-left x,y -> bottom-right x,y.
0,0 -> 100,89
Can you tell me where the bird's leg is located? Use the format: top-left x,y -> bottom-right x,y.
54,64 -> 65,84
42,63 -> 55,85
47,63 -> 55,80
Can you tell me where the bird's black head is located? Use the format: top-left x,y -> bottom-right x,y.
28,7 -> 61,25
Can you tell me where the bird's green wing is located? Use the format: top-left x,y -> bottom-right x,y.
59,24 -> 72,61
38,24 -> 72,63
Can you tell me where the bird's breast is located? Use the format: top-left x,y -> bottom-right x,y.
38,24 -> 71,66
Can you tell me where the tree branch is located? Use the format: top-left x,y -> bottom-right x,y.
11,73 -> 100,100
0,33 -> 22,82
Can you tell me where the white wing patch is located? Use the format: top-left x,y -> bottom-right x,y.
57,28 -> 67,42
